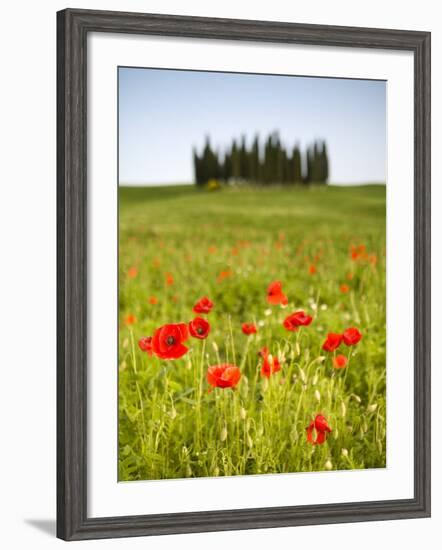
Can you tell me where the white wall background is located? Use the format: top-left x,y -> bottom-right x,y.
0,1 -> 438,548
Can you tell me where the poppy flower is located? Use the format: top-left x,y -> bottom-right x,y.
340,284 -> 350,293
125,314 -> 136,325
127,266 -> 138,279
342,327 -> 362,346
151,323 -> 189,360
138,336 -> 153,356
207,364 -> 241,389
283,310 -> 313,331
242,323 -> 257,335
309,264 -> 317,275
322,333 -> 343,352
267,280 -> 288,306
259,347 -> 281,378
217,269 -> 233,283
165,272 -> 174,286
193,296 -> 213,314
333,354 -> 348,369
189,317 -> 210,339
148,296 -> 158,305
306,414 -> 332,445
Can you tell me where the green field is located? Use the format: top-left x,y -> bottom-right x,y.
118,184 -> 386,481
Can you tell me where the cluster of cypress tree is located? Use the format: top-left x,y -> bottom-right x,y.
193,132 -> 328,186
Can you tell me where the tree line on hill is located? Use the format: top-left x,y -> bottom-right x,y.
193,132 -> 329,186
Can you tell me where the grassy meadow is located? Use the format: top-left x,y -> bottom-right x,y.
118,184 -> 386,481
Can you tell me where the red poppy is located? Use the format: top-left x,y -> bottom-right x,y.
127,266 -> 138,279
138,336 -> 153,356
125,314 -> 136,325
242,323 -> 257,335
193,296 -> 214,314
340,284 -> 350,293
283,310 -> 313,331
148,296 -> 158,305
189,317 -> 210,339
322,333 -> 343,352
151,323 -> 189,360
342,327 -> 362,346
309,264 -> 317,275
267,280 -> 288,306
306,414 -> 332,445
207,364 -> 241,389
217,269 -> 233,283
333,354 -> 348,369
259,347 -> 281,378
165,272 -> 174,286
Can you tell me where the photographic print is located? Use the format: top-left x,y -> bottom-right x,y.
118,67 -> 386,482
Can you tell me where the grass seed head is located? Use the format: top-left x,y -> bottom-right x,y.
220,426 -> 228,442
314,389 -> 321,402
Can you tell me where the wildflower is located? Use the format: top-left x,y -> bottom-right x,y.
340,283 -> 350,293
259,347 -> 281,378
138,336 -> 153,355
266,280 -> 288,306
125,314 -> 136,325
309,264 -> 317,275
333,354 -> 348,369
207,364 -> 241,389
322,333 -> 343,352
127,266 -> 138,279
306,414 -> 332,445
193,296 -> 213,314
148,296 -> 158,305
342,327 -> 362,346
242,322 -> 257,335
216,269 -> 233,283
151,323 -> 189,359
283,310 -> 313,331
165,272 -> 174,286
189,317 -> 210,339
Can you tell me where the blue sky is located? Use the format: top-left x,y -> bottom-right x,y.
118,67 -> 386,186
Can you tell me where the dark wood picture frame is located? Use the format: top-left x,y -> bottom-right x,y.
57,8 -> 431,541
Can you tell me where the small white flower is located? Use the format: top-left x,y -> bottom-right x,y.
258,320 -> 265,327
320,304 -> 328,311
264,308 -> 272,316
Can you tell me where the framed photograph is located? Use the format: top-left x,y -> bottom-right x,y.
57,8 -> 431,541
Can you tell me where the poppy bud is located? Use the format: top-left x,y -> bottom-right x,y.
295,342 -> 301,356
